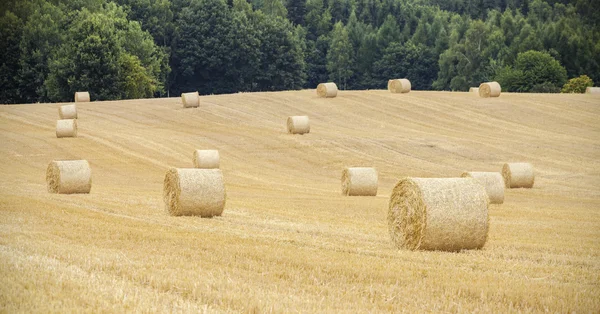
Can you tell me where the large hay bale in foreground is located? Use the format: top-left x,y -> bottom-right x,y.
388,79 -> 411,93
479,82 -> 501,98
56,119 -> 77,138
193,150 -> 220,169
74,92 -> 90,102
388,177 -> 489,251
287,116 -> 310,134
181,91 -> 200,108
502,163 -> 534,188
341,167 -> 378,196
586,87 -> 600,94
163,168 -> 226,217
316,83 -> 338,98
469,87 -> 479,94
46,160 -> 92,194
461,172 -> 504,204
59,104 -> 77,119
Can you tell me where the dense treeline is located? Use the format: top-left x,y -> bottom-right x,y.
0,0 -> 598,104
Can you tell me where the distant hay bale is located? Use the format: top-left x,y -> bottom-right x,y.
46,160 -> 92,194
74,92 -> 90,103
316,83 -> 338,98
181,91 -> 200,108
388,177 -> 489,251
341,167 -> 378,196
56,119 -> 77,138
59,104 -> 77,119
388,79 -> 411,93
502,163 -> 534,188
163,168 -> 226,217
193,150 -> 220,169
461,172 -> 504,204
287,116 -> 310,134
479,82 -> 501,98
469,87 -> 479,94
586,87 -> 600,94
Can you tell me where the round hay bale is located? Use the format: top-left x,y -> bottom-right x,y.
341,167 -> 378,196
181,91 -> 200,108
46,160 -> 92,194
586,87 -> 600,94
193,150 -> 220,169
74,92 -> 90,102
388,177 -> 489,251
469,87 -> 479,94
388,79 -> 411,93
163,168 -> 226,217
287,116 -> 310,134
461,172 -> 504,204
56,119 -> 77,138
59,104 -> 77,119
479,82 -> 501,98
316,83 -> 338,98
502,163 -> 534,188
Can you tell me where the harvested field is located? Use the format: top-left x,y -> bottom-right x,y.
0,90 -> 599,312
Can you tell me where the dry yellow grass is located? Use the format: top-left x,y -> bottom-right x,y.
0,90 -> 599,312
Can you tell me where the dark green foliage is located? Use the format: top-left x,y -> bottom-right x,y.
0,12 -> 23,104
495,50 -> 567,92
373,42 -> 438,90
561,75 -> 593,93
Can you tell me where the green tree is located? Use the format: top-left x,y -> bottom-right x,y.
326,22 -> 352,89
495,50 -> 567,92
261,0 -> 287,18
561,75 -> 593,93
286,0 -> 306,25
373,41 -> 438,90
0,11 -> 23,104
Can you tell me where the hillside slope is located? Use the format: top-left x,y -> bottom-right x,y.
1,90 -> 599,312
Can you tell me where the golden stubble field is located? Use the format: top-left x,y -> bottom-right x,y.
0,90 -> 599,312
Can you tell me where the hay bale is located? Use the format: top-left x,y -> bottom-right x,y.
479,82 -> 501,98
56,119 -> 77,138
287,116 -> 310,134
469,87 -> 479,94
586,87 -> 600,94
46,160 -> 92,194
181,91 -> 200,108
461,172 -> 504,204
59,104 -> 77,119
316,83 -> 338,98
193,150 -> 220,169
74,92 -> 90,102
341,167 -> 378,196
163,168 -> 226,217
502,163 -> 534,188
388,177 -> 489,251
388,79 -> 411,93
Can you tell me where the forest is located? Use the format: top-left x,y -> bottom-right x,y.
0,0 -> 598,104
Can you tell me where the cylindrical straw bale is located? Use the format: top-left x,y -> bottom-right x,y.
74,92 -> 90,102
469,87 -> 479,94
388,177 -> 489,251
193,150 -> 220,169
287,116 -> 310,134
388,79 -> 411,93
316,83 -> 338,98
46,160 -> 92,194
479,82 -> 501,98
586,87 -> 600,94
163,168 -> 226,217
59,104 -> 77,119
502,163 -> 534,188
56,119 -> 77,138
341,167 -> 378,196
181,91 -> 200,108
461,172 -> 504,204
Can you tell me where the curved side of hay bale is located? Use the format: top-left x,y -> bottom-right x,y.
181,92 -> 200,108
387,80 -> 393,91
193,150 -> 220,169
163,168 -> 226,217
74,92 -> 90,103
389,79 -> 411,93
341,167 -> 378,196
316,83 -> 338,98
287,116 -> 310,134
461,172 -> 504,204
479,82 -> 501,98
502,163 -> 534,188
388,177 -> 489,251
56,119 -> 77,138
586,87 -> 600,94
59,104 -> 77,119
46,160 -> 91,194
